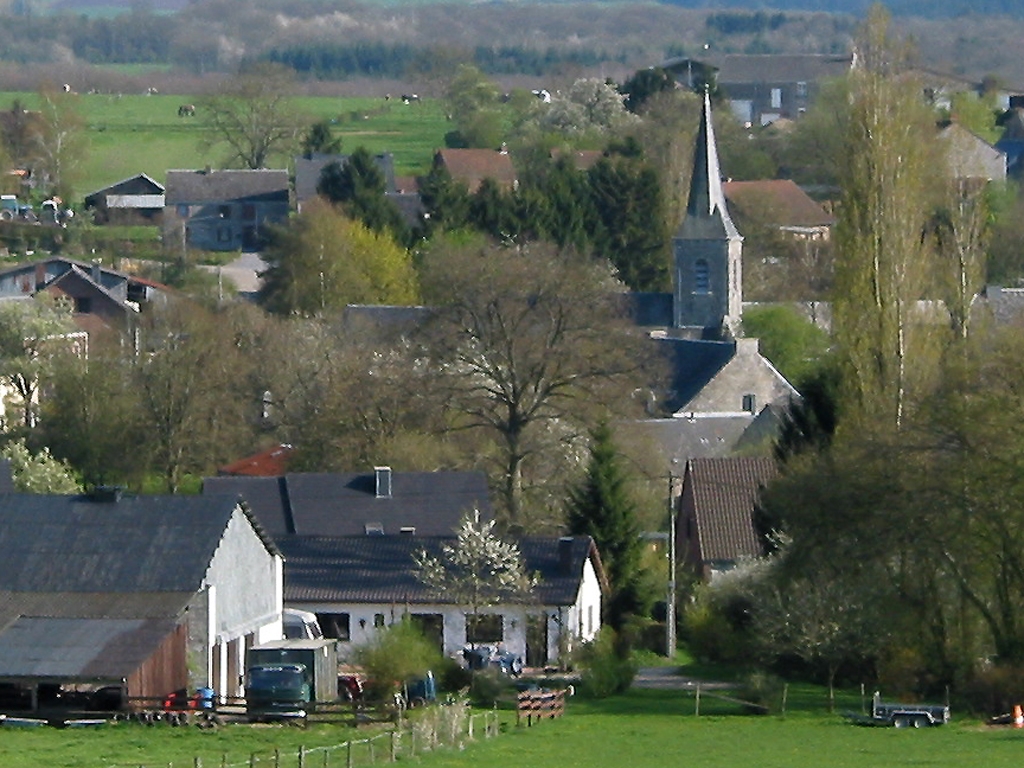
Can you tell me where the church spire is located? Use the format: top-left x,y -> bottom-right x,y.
679,89 -> 740,240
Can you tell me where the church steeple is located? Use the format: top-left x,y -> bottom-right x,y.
679,89 -> 740,240
672,90 -> 743,337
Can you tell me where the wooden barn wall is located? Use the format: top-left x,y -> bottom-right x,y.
127,623 -> 188,702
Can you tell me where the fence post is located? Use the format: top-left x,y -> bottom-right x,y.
369,737 -> 375,764
298,745 -> 305,768
275,749 -> 281,768
782,684 -> 789,718
323,747 -> 330,768
194,759 -> 202,768
695,684 -> 701,717
346,740 -> 353,768
390,729 -> 397,762
250,753 -> 257,768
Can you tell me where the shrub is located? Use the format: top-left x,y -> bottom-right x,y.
468,668 -> 512,707
577,627 -> 637,698
739,670 -> 783,713
960,664 -> 1024,716
437,655 -> 473,695
353,620 -> 441,704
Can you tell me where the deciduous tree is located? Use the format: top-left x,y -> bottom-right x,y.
199,62 -> 306,169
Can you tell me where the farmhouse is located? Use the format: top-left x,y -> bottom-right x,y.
163,169 -> 290,252
83,173 -> 165,224
279,534 -> 605,667
0,490 -> 283,707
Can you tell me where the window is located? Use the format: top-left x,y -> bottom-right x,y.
218,205 -> 231,219
796,81 -> 808,98
374,613 -> 385,628
770,87 -> 782,109
318,612 -> 351,641
74,296 -> 92,313
742,393 -> 757,413
466,614 -> 503,644
365,522 -> 384,535
694,259 -> 710,294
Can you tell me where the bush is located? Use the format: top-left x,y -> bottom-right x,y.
960,664 -> 1024,716
353,620 -> 441,704
437,655 -> 473,695
739,670 -> 783,713
468,668 -> 512,707
577,627 -> 637,698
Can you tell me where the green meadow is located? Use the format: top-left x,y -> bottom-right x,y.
0,91 -> 451,198
0,683 -> 1022,768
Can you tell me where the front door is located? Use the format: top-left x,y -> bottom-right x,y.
526,614 -> 548,668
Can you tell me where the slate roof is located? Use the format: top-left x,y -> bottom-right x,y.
279,534 -> 600,607
0,492 -> 276,593
0,616 -> 180,681
938,123 -> 1006,181
83,173 -> 164,202
678,91 -> 741,241
711,54 -> 853,84
434,149 -> 517,193
203,470 -> 493,538
722,180 -> 833,229
294,153 -> 397,206
164,169 -> 290,205
651,336 -> 736,414
685,456 -> 777,563
619,415 -> 756,468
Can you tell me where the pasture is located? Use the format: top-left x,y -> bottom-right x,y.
0,91 -> 451,198
1,684 -> 1023,768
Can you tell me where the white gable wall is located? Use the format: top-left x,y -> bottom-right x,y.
197,505 -> 283,695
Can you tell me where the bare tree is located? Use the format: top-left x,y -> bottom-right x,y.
199,62 -> 306,169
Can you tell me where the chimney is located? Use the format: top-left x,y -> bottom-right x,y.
374,466 -> 392,498
91,260 -> 102,284
558,536 -> 574,576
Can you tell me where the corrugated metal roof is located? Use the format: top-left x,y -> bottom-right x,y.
0,493 -> 244,592
280,535 -> 597,607
0,616 -> 179,681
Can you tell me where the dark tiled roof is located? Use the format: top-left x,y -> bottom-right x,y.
165,169 -> 289,205
712,54 -> 853,84
0,616 -> 180,681
723,180 -> 833,229
280,535 -> 597,607
620,416 -> 755,468
0,493 -> 254,592
687,456 -> 777,563
84,173 -> 164,202
203,470 -> 492,538
294,153 -> 397,204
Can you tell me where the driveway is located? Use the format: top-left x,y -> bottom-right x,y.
632,666 -> 735,691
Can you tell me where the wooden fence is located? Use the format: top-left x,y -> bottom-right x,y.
110,703 -> 499,768
516,689 -> 567,726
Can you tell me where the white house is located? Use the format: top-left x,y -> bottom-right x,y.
278,535 -> 605,668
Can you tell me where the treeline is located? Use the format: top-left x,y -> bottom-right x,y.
659,0 -> 1024,18
263,43 -> 628,80
0,10 -> 176,64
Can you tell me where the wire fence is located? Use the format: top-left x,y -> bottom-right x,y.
111,704 -> 500,768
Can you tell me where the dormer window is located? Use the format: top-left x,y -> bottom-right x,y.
365,522 -> 384,535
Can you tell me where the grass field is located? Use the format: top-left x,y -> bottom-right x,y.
2,682 -> 1023,768
0,91 -> 451,198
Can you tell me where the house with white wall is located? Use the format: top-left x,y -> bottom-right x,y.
278,534 -> 605,668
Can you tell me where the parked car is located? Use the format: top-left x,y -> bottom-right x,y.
463,645 -> 523,676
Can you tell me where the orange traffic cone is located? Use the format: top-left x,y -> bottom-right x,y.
1013,704 -> 1022,728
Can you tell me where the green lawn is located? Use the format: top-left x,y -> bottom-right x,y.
1,684 -> 1021,768
0,91 -> 451,198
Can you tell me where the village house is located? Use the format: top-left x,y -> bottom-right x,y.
0,490 -> 283,708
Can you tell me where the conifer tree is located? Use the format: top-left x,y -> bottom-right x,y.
565,422 -> 648,629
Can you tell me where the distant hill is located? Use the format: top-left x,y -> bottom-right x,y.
32,0 -> 1024,19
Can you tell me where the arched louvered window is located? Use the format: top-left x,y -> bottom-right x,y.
694,259 -> 710,293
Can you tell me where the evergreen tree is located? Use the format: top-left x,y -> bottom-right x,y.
565,422 -> 648,630
301,119 -> 342,156
317,146 -> 409,244
418,162 -> 471,235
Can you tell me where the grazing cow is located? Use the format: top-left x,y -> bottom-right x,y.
62,83 -> 71,93
178,104 -> 196,117
401,94 -> 420,104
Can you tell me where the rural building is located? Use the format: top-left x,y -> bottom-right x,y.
83,173 -> 165,224
0,491 -> 283,708
279,534 -> 605,667
677,456 -> 778,581
722,179 -> 834,241
293,152 -> 397,212
163,169 -> 290,252
663,53 -> 854,126
203,466 -> 492,540
432,148 -> 518,193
